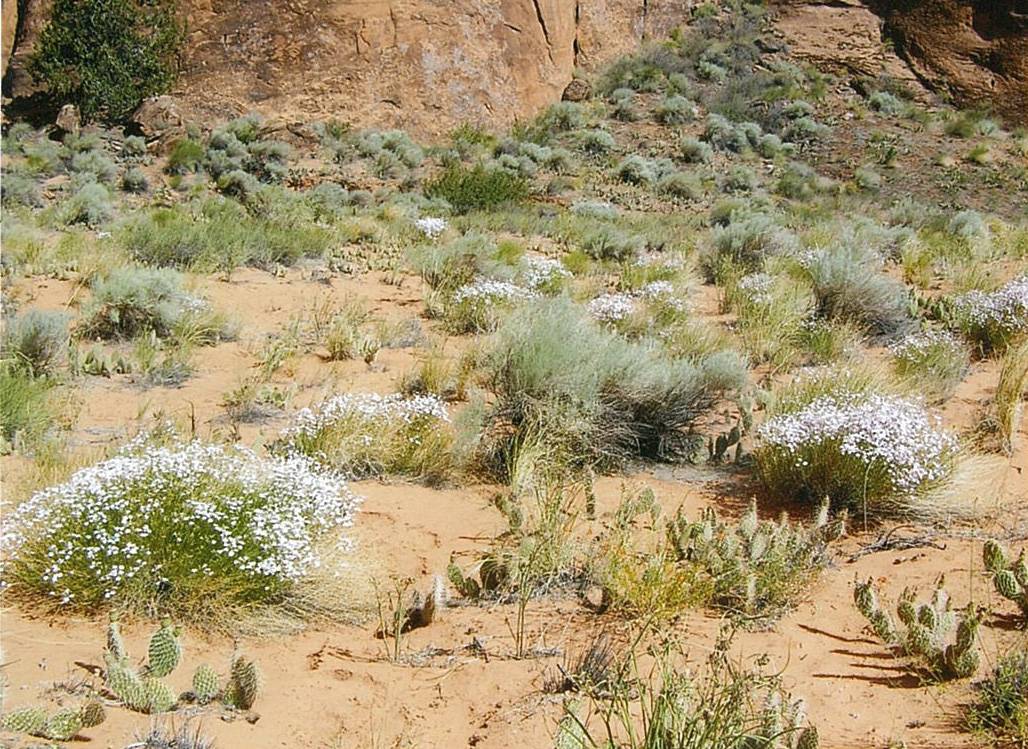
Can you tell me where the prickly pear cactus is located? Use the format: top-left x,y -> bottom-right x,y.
447,560 -> 480,599
142,677 -> 176,713
227,655 -> 259,710
106,612 -> 128,663
0,706 -> 47,735
146,617 -> 182,678
105,653 -> 148,712
795,726 -> 820,749
79,700 -> 106,729
983,541 -> 1028,615
192,664 -> 221,705
42,708 -> 83,741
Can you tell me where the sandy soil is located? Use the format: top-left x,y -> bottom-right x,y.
2,263 -> 1027,749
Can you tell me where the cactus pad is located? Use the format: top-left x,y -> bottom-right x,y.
192,664 -> 221,705
0,706 -> 47,735
147,618 -> 182,678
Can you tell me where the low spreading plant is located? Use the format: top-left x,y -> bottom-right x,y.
756,381 -> 959,516
1,437 -> 362,620
274,393 -> 454,484
853,578 -> 980,681
445,279 -> 537,334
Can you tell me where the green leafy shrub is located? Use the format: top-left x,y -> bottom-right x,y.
273,393 -> 454,484
966,650 -> 1028,745
28,0 -> 184,121
1,438 -> 362,620
425,164 -> 528,214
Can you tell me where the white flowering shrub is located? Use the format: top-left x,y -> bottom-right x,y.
951,276 -> 1028,354
445,279 -> 537,334
1,440 -> 361,615
414,216 -> 448,239
890,329 -> 969,401
275,393 -> 453,484
519,255 -> 571,294
588,292 -> 637,323
756,391 -> 958,514
724,271 -> 814,368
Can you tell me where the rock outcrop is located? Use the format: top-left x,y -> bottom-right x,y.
4,0 -> 1026,131
771,0 -> 1028,124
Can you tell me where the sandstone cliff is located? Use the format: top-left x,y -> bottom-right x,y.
3,0 -> 1026,130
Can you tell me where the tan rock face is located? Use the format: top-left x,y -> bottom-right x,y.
4,0 -> 1025,130
771,0 -> 1028,124
3,0 -> 686,134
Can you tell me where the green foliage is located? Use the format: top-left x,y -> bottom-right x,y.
425,163 -> 529,214
28,0 -> 184,121
966,650 -> 1028,746
60,181 -> 114,226
0,364 -> 56,449
983,540 -> 1028,618
854,578 -> 980,681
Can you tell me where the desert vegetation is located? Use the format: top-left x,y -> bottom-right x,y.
1,1 -> 1026,747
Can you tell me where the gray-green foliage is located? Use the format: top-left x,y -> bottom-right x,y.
854,578 -> 980,680
2,310 -> 69,376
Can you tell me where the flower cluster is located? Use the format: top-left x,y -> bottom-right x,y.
759,393 -> 957,494
587,292 -> 637,322
737,272 -> 774,304
889,329 -> 963,362
452,279 -> 537,305
521,255 -> 571,291
1,441 -> 362,606
952,276 -> 1028,339
414,216 -> 448,239
283,392 -> 450,441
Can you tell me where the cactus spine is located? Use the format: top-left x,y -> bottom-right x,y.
106,611 -> 128,663
79,700 -> 106,728
227,655 -> 260,710
41,708 -> 82,741
0,706 -> 47,735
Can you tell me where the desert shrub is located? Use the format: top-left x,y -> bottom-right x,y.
408,233 -> 506,295
122,198 -> 333,271
518,255 -> 571,295
274,393 -> 453,484
804,247 -> 914,339
775,161 -> 825,200
944,110 -> 991,139
70,150 -> 118,183
2,311 -> 70,377
534,102 -> 585,134
679,136 -> 713,164
654,94 -> 695,125
609,88 -> 640,121
657,170 -> 703,200
722,165 -> 757,193
854,165 -> 881,192
727,271 -> 815,368
28,0 -> 183,121
782,116 -> 828,144
991,339 -> 1028,454
579,225 -> 646,261
704,113 -> 752,152
868,91 -> 905,116
1,438 -> 361,619
889,330 -> 969,402
166,138 -> 204,175
667,499 -> 845,622
79,266 -> 226,341
425,164 -> 528,214
756,379 -> 959,515
60,181 -> 113,226
1,172 -> 42,208
121,134 -> 147,158
950,276 -> 1028,354
703,213 -> 797,279
121,166 -> 149,193
614,155 -> 657,185
556,628 -> 819,749
966,650 -> 1028,746
575,128 -> 616,155
0,364 -> 56,449
445,279 -> 537,334
479,299 -> 746,478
